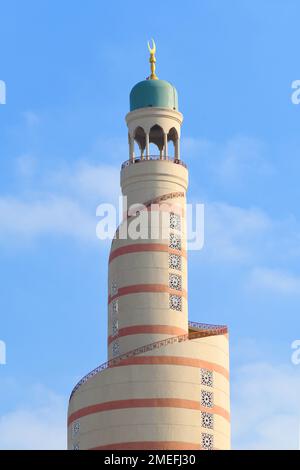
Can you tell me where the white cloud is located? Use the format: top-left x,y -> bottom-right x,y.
0,196 -> 97,243
0,157 -> 120,246
202,201 -> 272,263
232,361 -> 300,449
248,267 -> 300,295
188,198 -> 300,271
182,135 -> 273,189
50,161 -> 119,202
215,136 -> 271,185
0,384 -> 66,450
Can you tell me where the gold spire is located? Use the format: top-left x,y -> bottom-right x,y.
147,39 -> 158,80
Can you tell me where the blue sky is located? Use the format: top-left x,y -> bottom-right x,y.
0,0 -> 300,449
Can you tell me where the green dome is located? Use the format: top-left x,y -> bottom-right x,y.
130,79 -> 178,111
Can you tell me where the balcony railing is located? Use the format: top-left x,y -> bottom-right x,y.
121,155 -> 187,170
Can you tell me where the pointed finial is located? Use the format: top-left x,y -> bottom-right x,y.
147,39 -> 158,80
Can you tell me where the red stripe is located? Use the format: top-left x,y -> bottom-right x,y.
110,355 -> 230,379
109,284 -> 187,304
109,243 -> 186,264
68,398 -> 230,426
108,325 -> 187,345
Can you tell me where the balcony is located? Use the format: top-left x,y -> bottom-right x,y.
121,155 -> 187,170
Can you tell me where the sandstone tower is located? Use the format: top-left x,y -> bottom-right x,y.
68,41 -> 230,450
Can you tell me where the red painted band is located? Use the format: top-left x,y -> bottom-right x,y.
109,243 -> 186,264
108,325 -> 188,346
108,284 -> 187,304
110,355 -> 230,380
68,398 -> 230,426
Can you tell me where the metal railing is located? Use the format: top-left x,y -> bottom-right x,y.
121,155 -> 187,169
69,321 -> 227,400
188,321 -> 227,331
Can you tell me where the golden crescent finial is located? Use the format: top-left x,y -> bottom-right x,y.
147,38 -> 158,80
147,38 -> 156,55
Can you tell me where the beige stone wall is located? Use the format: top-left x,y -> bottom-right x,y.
120,159 -> 188,207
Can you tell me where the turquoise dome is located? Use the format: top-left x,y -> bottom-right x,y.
130,79 -> 178,111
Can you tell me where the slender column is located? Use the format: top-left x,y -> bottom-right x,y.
145,133 -> 150,160
163,133 -> 168,159
175,138 -> 180,161
129,136 -> 135,162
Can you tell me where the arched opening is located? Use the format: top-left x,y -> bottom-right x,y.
149,142 -> 158,156
133,140 -> 141,160
167,127 -> 179,161
149,125 -> 164,158
128,125 -> 180,163
134,126 -> 146,159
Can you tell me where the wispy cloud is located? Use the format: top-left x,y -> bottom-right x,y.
188,196 -> 300,272
201,201 -> 272,263
182,135 -> 273,187
0,384 -> 66,450
0,156 -> 120,246
49,161 -> 119,202
232,361 -> 300,449
215,136 -> 272,186
0,196 -> 97,243
248,267 -> 300,295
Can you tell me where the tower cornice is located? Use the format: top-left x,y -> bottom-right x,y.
126,107 -> 183,128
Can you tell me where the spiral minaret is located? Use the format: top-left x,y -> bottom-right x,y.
68,42 -> 231,451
